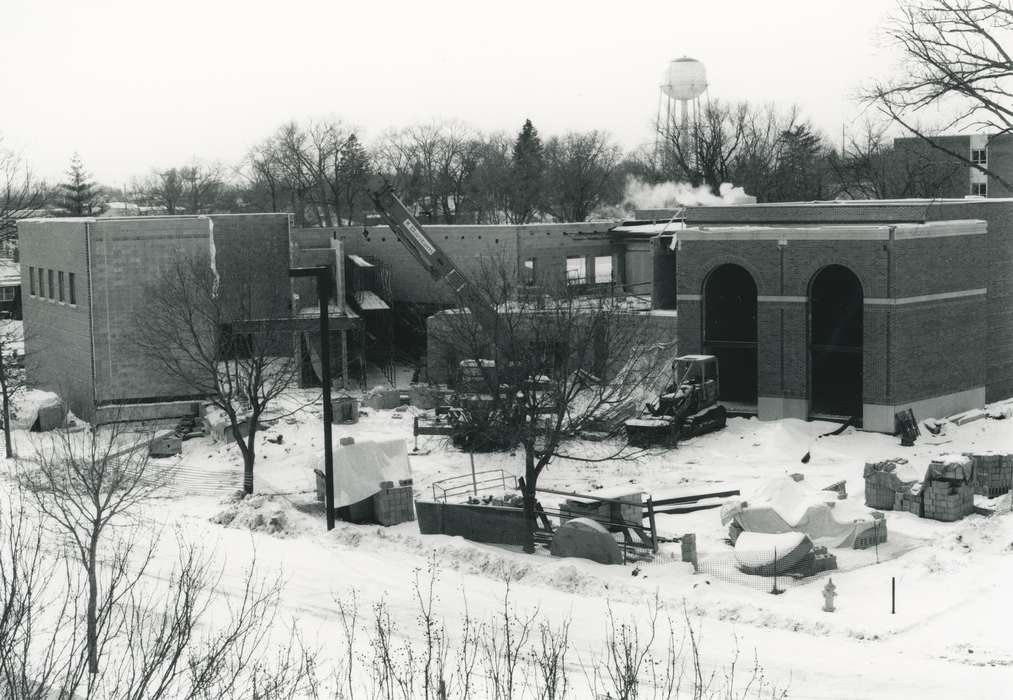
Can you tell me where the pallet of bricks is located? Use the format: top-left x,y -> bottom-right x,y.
922,455 -> 975,522
863,459 -> 920,512
965,452 -> 1013,498
374,479 -> 416,526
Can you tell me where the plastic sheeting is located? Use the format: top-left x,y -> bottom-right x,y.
721,477 -> 881,549
322,439 -> 412,508
734,531 -> 813,574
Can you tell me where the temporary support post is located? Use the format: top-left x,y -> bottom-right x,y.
647,497 -> 658,554
891,577 -> 896,614
290,266 -> 335,531
340,329 -> 349,390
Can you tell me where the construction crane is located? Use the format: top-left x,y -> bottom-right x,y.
367,183 -> 500,337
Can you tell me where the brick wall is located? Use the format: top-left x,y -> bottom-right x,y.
18,221 -> 95,419
294,222 -> 615,305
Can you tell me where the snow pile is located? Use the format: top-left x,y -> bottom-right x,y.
211,494 -> 294,535
12,389 -> 62,430
733,531 -> 809,569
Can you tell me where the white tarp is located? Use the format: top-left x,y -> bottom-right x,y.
323,439 -> 412,508
721,477 -> 882,549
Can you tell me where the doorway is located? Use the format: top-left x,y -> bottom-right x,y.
809,265 -> 863,420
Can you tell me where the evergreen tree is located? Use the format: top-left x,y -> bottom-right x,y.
335,133 -> 371,225
507,119 -> 544,223
60,153 -> 105,216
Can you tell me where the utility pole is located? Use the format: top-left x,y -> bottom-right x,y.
290,266 -> 336,530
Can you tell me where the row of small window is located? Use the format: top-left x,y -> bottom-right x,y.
27,266 -> 77,305
971,148 -> 987,165
971,182 -> 987,197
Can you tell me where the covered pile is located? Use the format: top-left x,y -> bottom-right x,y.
721,477 -> 886,550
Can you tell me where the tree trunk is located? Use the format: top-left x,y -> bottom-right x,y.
86,533 -> 99,674
242,433 -> 256,495
522,445 -> 536,554
0,353 -> 11,458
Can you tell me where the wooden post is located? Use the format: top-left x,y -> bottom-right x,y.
340,329 -> 349,390
891,577 -> 896,614
647,496 -> 658,554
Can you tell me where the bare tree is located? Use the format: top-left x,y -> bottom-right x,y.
17,424 -> 164,683
542,130 -> 623,221
0,138 -> 43,248
134,252 -> 300,495
373,122 -> 480,223
141,168 -> 186,214
429,261 -> 667,553
828,119 -> 964,198
865,0 -> 1013,189
179,161 -> 225,214
0,319 -> 26,458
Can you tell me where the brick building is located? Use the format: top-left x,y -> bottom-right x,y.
19,214 -> 291,422
894,133 -> 1013,198
638,198 -> 1013,432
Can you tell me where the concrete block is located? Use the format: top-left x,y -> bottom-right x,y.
148,436 -> 182,458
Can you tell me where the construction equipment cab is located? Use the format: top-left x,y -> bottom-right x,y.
624,354 -> 726,448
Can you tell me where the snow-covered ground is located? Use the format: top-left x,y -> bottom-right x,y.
5,391 -> 1013,698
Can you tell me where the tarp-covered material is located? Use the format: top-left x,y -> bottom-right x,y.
322,439 -> 412,508
721,477 -> 883,549
734,531 -> 813,575
864,458 -> 923,509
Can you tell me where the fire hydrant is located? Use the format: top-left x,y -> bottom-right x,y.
822,578 -> 837,613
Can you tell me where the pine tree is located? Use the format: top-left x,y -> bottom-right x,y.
60,153 -> 104,216
336,134 -> 371,225
508,119 -> 544,224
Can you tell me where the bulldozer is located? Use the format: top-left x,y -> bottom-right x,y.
624,355 -> 727,448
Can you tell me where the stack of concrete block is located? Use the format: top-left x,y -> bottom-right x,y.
893,485 -> 924,517
373,479 -> 416,526
852,515 -> 889,550
965,453 -> 1013,498
923,479 -> 974,522
863,459 -> 917,510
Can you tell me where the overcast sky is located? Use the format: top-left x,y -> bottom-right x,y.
1,0 -> 900,186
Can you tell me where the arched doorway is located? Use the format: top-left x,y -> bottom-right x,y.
703,264 -> 758,405
809,265 -> 863,419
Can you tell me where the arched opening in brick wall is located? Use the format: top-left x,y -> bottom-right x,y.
703,264 -> 757,405
808,265 -> 863,421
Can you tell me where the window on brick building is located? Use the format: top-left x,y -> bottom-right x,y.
37,268 -> 44,298
565,256 -> 586,285
0,287 -> 14,303
58,271 -> 65,302
971,148 -> 987,165
68,272 -> 76,305
47,269 -> 54,299
971,182 -> 987,197
28,267 -> 35,296
593,255 -> 613,284
522,258 -> 536,285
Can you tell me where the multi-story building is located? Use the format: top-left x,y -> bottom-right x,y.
18,214 -> 291,422
893,133 -> 1013,199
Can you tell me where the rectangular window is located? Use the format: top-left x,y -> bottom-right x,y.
68,272 -> 76,305
0,287 -> 14,302
971,182 -> 987,197
58,271 -> 65,302
593,255 -> 613,284
565,256 -> 586,285
971,148 -> 987,165
28,267 -> 35,296
38,268 -> 45,298
523,257 -> 536,285
47,269 -> 54,299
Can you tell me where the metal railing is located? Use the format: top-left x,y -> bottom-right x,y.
431,469 -> 517,502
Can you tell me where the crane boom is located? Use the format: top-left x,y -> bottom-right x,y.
367,183 -> 501,335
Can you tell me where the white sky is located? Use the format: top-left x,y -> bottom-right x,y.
1,0 -> 899,186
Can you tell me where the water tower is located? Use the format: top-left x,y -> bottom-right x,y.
656,57 -> 708,167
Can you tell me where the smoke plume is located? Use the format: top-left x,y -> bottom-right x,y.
622,176 -> 755,211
